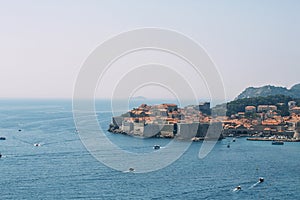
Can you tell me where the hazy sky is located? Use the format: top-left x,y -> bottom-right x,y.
0,0 -> 299,101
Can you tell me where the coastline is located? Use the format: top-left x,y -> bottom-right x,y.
246,137 -> 300,142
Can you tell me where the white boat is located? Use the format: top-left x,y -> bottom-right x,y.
233,186 -> 241,191
129,168 -> 135,172
259,177 -> 264,182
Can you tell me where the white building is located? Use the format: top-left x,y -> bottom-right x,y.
257,105 -> 277,112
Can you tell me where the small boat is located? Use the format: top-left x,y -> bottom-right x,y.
232,138 -> 236,142
227,144 -> 230,148
129,168 -> 135,172
0,153 -> 2,158
259,177 -> 264,183
153,145 -> 160,150
0,137 -> 6,140
272,141 -> 284,145
33,143 -> 41,147
233,185 -> 241,191
191,137 -> 200,142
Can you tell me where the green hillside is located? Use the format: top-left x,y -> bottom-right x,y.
227,95 -> 300,117
237,84 -> 300,99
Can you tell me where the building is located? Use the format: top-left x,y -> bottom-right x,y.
290,107 -> 300,115
245,106 -> 256,113
288,101 -> 296,110
294,121 -> 300,139
151,108 -> 168,117
194,102 -> 211,115
257,105 -> 277,112
162,104 -> 178,112
235,112 -> 245,118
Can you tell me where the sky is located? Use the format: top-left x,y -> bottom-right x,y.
0,0 -> 299,101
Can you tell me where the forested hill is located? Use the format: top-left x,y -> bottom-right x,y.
226,95 -> 300,117
236,83 -> 300,99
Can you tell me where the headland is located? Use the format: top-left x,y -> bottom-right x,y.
108,95 -> 300,142
108,102 -> 223,140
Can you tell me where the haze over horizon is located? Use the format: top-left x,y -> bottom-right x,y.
1,1 -> 299,101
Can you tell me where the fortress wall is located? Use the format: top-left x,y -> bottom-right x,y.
133,122 -> 144,136
112,116 -> 123,128
296,121 -> 300,132
204,122 -> 223,139
122,121 -> 133,134
177,123 -> 199,139
196,123 -> 210,137
159,124 -> 174,137
280,131 -> 296,138
143,124 -> 160,138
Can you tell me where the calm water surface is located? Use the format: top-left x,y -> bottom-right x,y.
0,100 -> 299,199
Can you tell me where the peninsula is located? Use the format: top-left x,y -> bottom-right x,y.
108,103 -> 222,140
109,84 -> 300,142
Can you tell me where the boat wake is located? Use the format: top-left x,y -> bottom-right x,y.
249,181 -> 260,189
123,170 -> 134,173
123,167 -> 136,173
249,177 -> 264,189
232,177 -> 264,192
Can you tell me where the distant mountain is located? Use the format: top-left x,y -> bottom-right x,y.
130,96 -> 147,101
236,83 -> 300,99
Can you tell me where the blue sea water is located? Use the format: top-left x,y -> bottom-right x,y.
0,99 -> 299,199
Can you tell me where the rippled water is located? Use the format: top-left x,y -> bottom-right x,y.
0,100 -> 299,199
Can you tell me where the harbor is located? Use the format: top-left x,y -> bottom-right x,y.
246,137 -> 300,142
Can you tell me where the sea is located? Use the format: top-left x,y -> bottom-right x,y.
0,99 -> 299,200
